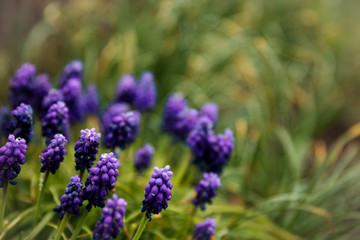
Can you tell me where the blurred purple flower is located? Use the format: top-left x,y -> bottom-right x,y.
192,172 -> 221,210
59,60 -> 83,87
194,218 -> 216,240
134,71 -> 157,112
134,144 -> 154,173
199,102 -> 218,125
114,74 -> 137,105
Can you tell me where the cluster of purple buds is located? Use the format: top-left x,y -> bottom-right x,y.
101,103 -> 130,129
41,101 -> 70,144
114,74 -> 137,105
74,128 -> 101,172
60,77 -> 84,123
59,60 -> 83,87
83,84 -> 100,115
134,71 -> 157,112
194,218 -> 216,240
9,103 -> 34,143
187,117 -> 234,174
40,134 -> 68,174
0,107 -> 11,139
0,135 -> 27,187
199,102 -> 218,126
134,144 -> 155,173
83,153 -> 120,210
162,93 -> 199,141
9,63 -> 36,108
193,173 -> 221,210
93,194 -> 127,240
33,74 -> 52,114
53,175 -> 83,220
103,111 -> 140,151
141,165 -> 173,221
41,89 -> 64,117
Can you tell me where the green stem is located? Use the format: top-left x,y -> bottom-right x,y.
173,150 -> 192,188
181,206 -> 196,240
79,171 -> 85,181
34,170 -> 50,225
54,212 -> 70,240
132,214 -> 149,240
69,210 -> 89,240
0,181 -> 8,231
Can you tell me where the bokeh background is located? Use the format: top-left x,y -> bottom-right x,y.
2,0 -> 360,239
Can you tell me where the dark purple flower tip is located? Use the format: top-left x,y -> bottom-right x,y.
41,89 -> 65,117
102,103 -> 130,129
83,84 -> 100,115
134,144 -> 155,173
41,101 -> 70,144
192,173 -> 221,210
75,128 -> 101,172
93,194 -> 127,240
162,93 -> 187,133
103,111 -> 141,150
0,107 -> 11,139
114,74 -> 137,104
0,135 -> 27,187
59,60 -> 84,87
194,218 -> 216,240
32,74 -> 52,114
9,63 -> 37,108
200,103 -> 218,125
141,165 -> 173,221
10,103 -> 34,143
187,122 -> 234,174
134,71 -> 157,112
172,108 -> 199,141
83,152 -> 121,210
40,134 -> 68,174
53,175 -> 84,219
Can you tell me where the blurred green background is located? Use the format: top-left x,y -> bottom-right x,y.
2,0 -> 360,239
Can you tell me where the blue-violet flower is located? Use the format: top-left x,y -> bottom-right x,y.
194,218 -> 216,240
192,172 -> 221,210
134,144 -> 154,173
40,134 -> 68,174
74,128 -> 101,172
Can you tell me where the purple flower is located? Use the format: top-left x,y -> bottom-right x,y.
172,108 -> 199,141
9,63 -> 36,108
9,103 -> 34,143
0,107 -> 11,139
101,103 -> 130,129
0,135 -> 27,187
192,173 -> 221,210
134,144 -> 154,173
53,175 -> 83,220
41,101 -> 70,144
40,134 -> 68,174
83,84 -> 100,115
74,128 -> 101,172
59,60 -> 83,87
199,103 -> 218,125
162,93 -> 187,134
83,153 -> 121,211
141,165 -> 173,221
187,118 -> 234,173
32,74 -> 52,114
194,218 -> 216,240
60,78 -> 84,123
114,74 -> 137,105
134,71 -> 157,112
103,111 -> 140,150
93,194 -> 127,240
41,89 -> 64,118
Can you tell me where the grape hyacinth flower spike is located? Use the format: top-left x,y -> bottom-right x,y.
114,74 -> 137,105
193,173 -> 221,210
59,60 -> 83,87
40,134 -> 68,175
74,128 -> 101,178
134,71 -> 157,112
33,74 -> 52,114
83,84 -> 100,115
60,77 -> 84,123
200,102 -> 218,126
194,218 -> 216,240
9,103 -> 34,143
83,153 -> 121,211
42,101 -> 70,144
134,144 -> 155,173
53,175 -> 83,220
93,194 -> 127,240
141,165 -> 173,221
162,93 -> 187,135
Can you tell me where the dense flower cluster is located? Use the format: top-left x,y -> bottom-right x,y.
9,63 -> 36,108
199,102 -> 218,125
33,74 -> 52,114
83,84 -> 100,115
114,74 -> 137,105
60,77 -> 84,123
187,117 -> 234,173
40,134 -> 68,174
192,173 -> 221,210
53,175 -> 83,220
41,89 -> 64,117
194,218 -> 216,240
93,194 -> 127,240
83,153 -> 121,210
9,103 -> 34,143
103,111 -> 140,150
101,103 -> 130,129
141,165 -> 173,221
74,128 -> 101,172
41,101 -> 70,144
59,60 -> 83,87
134,71 -> 157,112
0,135 -> 27,187
134,144 -> 154,173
